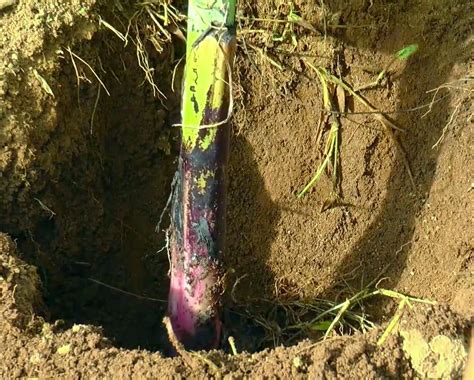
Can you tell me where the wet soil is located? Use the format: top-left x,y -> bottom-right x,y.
0,0 -> 472,377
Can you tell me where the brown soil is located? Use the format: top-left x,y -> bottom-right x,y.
0,0 -> 472,378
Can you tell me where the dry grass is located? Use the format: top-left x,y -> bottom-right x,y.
229,272 -> 435,349
427,74 -> 473,149
98,1 -> 186,98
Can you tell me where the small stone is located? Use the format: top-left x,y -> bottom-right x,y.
293,356 -> 303,368
57,344 -> 71,355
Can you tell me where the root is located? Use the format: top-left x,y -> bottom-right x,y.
66,47 -> 110,96
163,317 -> 223,376
428,75 -> 473,149
88,278 -> 165,303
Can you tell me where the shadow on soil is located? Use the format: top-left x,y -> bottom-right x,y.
223,134 -> 281,351
8,35 -> 178,352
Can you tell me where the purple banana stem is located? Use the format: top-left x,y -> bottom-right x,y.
167,88 -> 231,351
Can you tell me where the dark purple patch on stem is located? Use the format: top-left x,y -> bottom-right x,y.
167,85 -> 231,350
